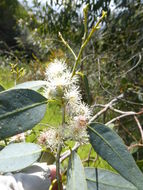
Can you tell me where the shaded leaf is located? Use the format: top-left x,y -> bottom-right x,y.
77,72 -> 92,105
12,80 -> 47,91
88,123 -> 143,190
0,143 -> 41,172
0,89 -> 47,139
67,151 -> 88,190
83,75 -> 92,105
85,167 -> 137,190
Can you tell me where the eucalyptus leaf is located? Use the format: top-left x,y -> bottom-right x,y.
83,75 -> 92,105
88,123 -> 143,190
0,89 -> 47,139
0,143 -> 41,172
77,72 -> 92,105
66,151 -> 88,190
85,167 -> 137,190
12,80 -> 47,91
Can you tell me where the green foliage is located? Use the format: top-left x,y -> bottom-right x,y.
0,0 -> 28,46
0,142 -> 41,172
0,67 -> 14,89
13,80 -> 47,91
67,151 -> 88,190
85,167 -> 137,190
54,0 -> 111,29
0,89 -> 47,139
82,1 -> 143,155
88,123 -> 143,189
0,1 -> 143,189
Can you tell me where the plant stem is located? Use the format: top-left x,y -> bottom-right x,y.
59,32 -> 77,60
56,143 -> 62,190
82,4 -> 89,44
62,105 -> 65,125
71,11 -> 107,77
56,104 -> 65,190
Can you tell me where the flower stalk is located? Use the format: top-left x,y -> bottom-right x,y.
56,143 -> 62,190
56,104 -> 65,190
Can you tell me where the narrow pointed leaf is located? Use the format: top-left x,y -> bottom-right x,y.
83,75 -> 92,105
88,123 -> 143,190
12,80 -> 47,91
77,72 -> 92,105
0,89 -> 47,139
85,167 -> 137,190
0,143 -> 41,172
67,151 -> 88,190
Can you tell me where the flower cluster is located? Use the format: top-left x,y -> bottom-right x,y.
10,133 -> 25,143
44,59 -> 78,100
38,128 -> 64,152
9,130 -> 32,143
39,59 -> 91,151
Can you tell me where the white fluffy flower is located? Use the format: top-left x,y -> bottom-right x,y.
64,86 -> 81,107
45,59 -> 67,79
48,71 -> 72,87
38,128 -> 63,151
44,59 -> 78,100
76,102 -> 92,120
66,118 -> 89,143
43,59 -> 92,144
10,133 -> 25,142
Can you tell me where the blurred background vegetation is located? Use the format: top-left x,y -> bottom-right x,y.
0,0 -> 143,168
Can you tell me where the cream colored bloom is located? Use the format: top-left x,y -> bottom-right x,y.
38,128 -> 63,151
76,102 -> 92,120
44,59 -> 78,100
64,86 -> 81,108
10,133 -> 25,142
43,59 -> 92,144
66,118 -> 89,143
45,59 -> 67,79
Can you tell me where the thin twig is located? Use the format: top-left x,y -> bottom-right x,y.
120,53 -> 142,76
134,116 -> 143,143
60,142 -> 80,163
97,57 -> 143,106
106,110 -> 143,126
89,94 -> 124,123
128,143 -> 143,151
106,113 -> 135,126
58,32 -> 77,60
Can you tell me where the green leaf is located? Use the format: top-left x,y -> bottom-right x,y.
77,72 -> 92,105
88,123 -> 143,190
0,142 -> 41,172
12,80 -> 47,91
0,89 -> 47,139
67,151 -> 88,190
83,75 -> 92,105
85,167 -> 137,190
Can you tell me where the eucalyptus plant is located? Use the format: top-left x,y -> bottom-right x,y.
0,4 -> 143,190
